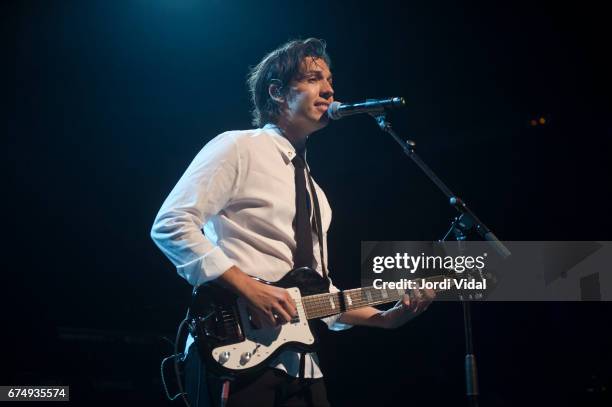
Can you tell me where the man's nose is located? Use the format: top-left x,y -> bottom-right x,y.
321,82 -> 334,100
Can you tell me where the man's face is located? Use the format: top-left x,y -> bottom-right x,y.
283,57 -> 334,133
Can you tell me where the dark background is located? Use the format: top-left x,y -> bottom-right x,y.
5,0 -> 611,405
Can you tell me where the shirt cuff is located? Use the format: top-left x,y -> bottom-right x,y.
321,313 -> 353,331
179,246 -> 235,286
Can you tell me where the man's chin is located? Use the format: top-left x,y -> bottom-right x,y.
316,113 -> 330,127
299,114 -> 329,134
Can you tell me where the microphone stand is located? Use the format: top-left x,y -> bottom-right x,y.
370,112 -> 511,407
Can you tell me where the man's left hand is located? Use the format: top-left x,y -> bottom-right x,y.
381,288 -> 436,329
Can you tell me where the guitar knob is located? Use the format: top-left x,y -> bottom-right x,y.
239,352 -> 252,365
218,351 -> 230,364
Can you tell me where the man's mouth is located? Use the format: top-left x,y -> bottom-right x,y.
315,102 -> 330,112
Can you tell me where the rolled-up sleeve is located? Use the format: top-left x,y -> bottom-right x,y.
151,132 -> 241,287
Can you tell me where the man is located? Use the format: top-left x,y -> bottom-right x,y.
151,38 -> 433,407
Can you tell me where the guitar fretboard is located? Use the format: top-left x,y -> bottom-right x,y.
301,275 -> 451,320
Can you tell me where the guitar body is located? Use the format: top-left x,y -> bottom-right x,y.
189,267 -> 330,378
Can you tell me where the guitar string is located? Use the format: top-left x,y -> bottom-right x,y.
237,276 -> 455,321
217,276 -> 461,325
220,289 -> 404,324
302,289 -> 406,318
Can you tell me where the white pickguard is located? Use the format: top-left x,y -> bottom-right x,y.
210,287 -> 314,371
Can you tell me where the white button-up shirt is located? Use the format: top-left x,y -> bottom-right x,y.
151,125 -> 351,378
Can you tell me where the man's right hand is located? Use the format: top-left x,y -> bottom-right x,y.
217,266 -> 297,328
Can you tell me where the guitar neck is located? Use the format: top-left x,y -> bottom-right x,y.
301,275 -> 449,320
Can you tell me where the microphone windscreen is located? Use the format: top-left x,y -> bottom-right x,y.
327,101 -> 342,120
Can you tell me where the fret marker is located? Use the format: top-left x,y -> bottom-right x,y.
346,294 -> 353,306
365,290 -> 372,303
381,289 -> 388,299
329,297 -> 336,309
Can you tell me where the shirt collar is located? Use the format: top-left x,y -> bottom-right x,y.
262,123 -> 307,165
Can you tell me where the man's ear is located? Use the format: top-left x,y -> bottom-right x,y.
268,80 -> 284,103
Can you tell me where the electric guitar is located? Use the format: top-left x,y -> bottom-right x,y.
188,266 -> 488,378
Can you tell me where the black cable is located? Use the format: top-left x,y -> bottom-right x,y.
161,353 -> 187,401
195,349 -> 201,407
175,311 -> 191,407
160,312 -> 191,407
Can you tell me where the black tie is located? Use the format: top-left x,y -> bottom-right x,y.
292,154 -> 314,269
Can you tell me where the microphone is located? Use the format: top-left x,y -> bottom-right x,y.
327,97 -> 406,120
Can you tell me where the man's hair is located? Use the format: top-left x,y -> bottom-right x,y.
247,38 -> 331,127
